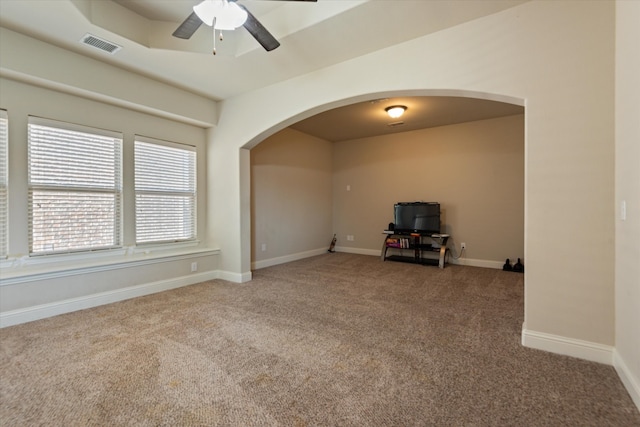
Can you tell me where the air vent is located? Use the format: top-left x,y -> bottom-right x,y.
80,34 -> 122,54
387,121 -> 405,127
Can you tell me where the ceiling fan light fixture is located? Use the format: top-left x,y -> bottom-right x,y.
193,0 -> 247,30
385,105 -> 407,119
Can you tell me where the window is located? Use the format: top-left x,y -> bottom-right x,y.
0,110 -> 7,258
135,137 -> 196,244
28,117 -> 122,255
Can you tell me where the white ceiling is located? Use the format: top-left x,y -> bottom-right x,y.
0,0 -> 526,140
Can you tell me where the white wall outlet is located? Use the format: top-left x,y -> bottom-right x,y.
461,242 -> 466,250
191,262 -> 198,272
346,185 -> 351,191
261,243 -> 267,251
346,235 -> 354,241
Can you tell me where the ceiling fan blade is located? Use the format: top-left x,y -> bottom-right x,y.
237,0 -> 317,50
172,12 -> 203,39
240,6 -> 280,52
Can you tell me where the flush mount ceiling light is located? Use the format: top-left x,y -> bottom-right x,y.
193,0 -> 248,30
385,105 -> 407,119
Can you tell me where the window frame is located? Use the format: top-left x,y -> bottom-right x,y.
134,135 -> 197,246
27,116 -> 123,256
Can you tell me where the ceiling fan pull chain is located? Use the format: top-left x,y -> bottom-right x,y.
212,17 -> 217,55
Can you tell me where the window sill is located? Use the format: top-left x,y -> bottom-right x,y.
0,242 -> 220,286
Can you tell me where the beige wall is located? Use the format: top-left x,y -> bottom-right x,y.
210,0 -> 617,359
0,28 -> 216,127
332,115 -> 524,266
615,0 -> 640,408
251,115 -> 523,268
0,77 -> 219,323
250,128 -> 333,268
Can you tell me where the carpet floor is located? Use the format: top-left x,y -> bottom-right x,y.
1,253 -> 639,426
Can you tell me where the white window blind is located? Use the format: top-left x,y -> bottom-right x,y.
28,117 -> 122,255
0,110 -> 8,258
135,137 -> 196,244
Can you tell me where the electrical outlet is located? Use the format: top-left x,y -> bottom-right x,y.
461,242 -> 466,250
191,262 -> 198,272
261,243 -> 267,251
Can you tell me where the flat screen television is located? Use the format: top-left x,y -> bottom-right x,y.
393,202 -> 440,234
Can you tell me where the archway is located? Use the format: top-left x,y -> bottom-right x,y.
243,90 -> 525,273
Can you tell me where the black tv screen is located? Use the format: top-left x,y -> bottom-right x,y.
394,202 -> 440,234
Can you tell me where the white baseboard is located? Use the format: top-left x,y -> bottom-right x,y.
253,247 -> 506,270
0,270 -> 219,328
521,327 -> 614,365
217,270 -> 252,283
613,349 -> 640,411
252,248 -> 329,270
449,257 -> 503,269
335,246 -> 381,257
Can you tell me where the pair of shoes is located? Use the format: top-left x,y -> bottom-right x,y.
503,258 -> 524,273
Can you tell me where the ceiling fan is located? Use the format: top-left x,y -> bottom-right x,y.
172,0 -> 317,53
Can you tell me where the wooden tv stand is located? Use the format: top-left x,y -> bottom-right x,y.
381,231 -> 450,268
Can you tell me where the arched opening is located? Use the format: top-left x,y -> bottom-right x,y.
245,90 -> 525,273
